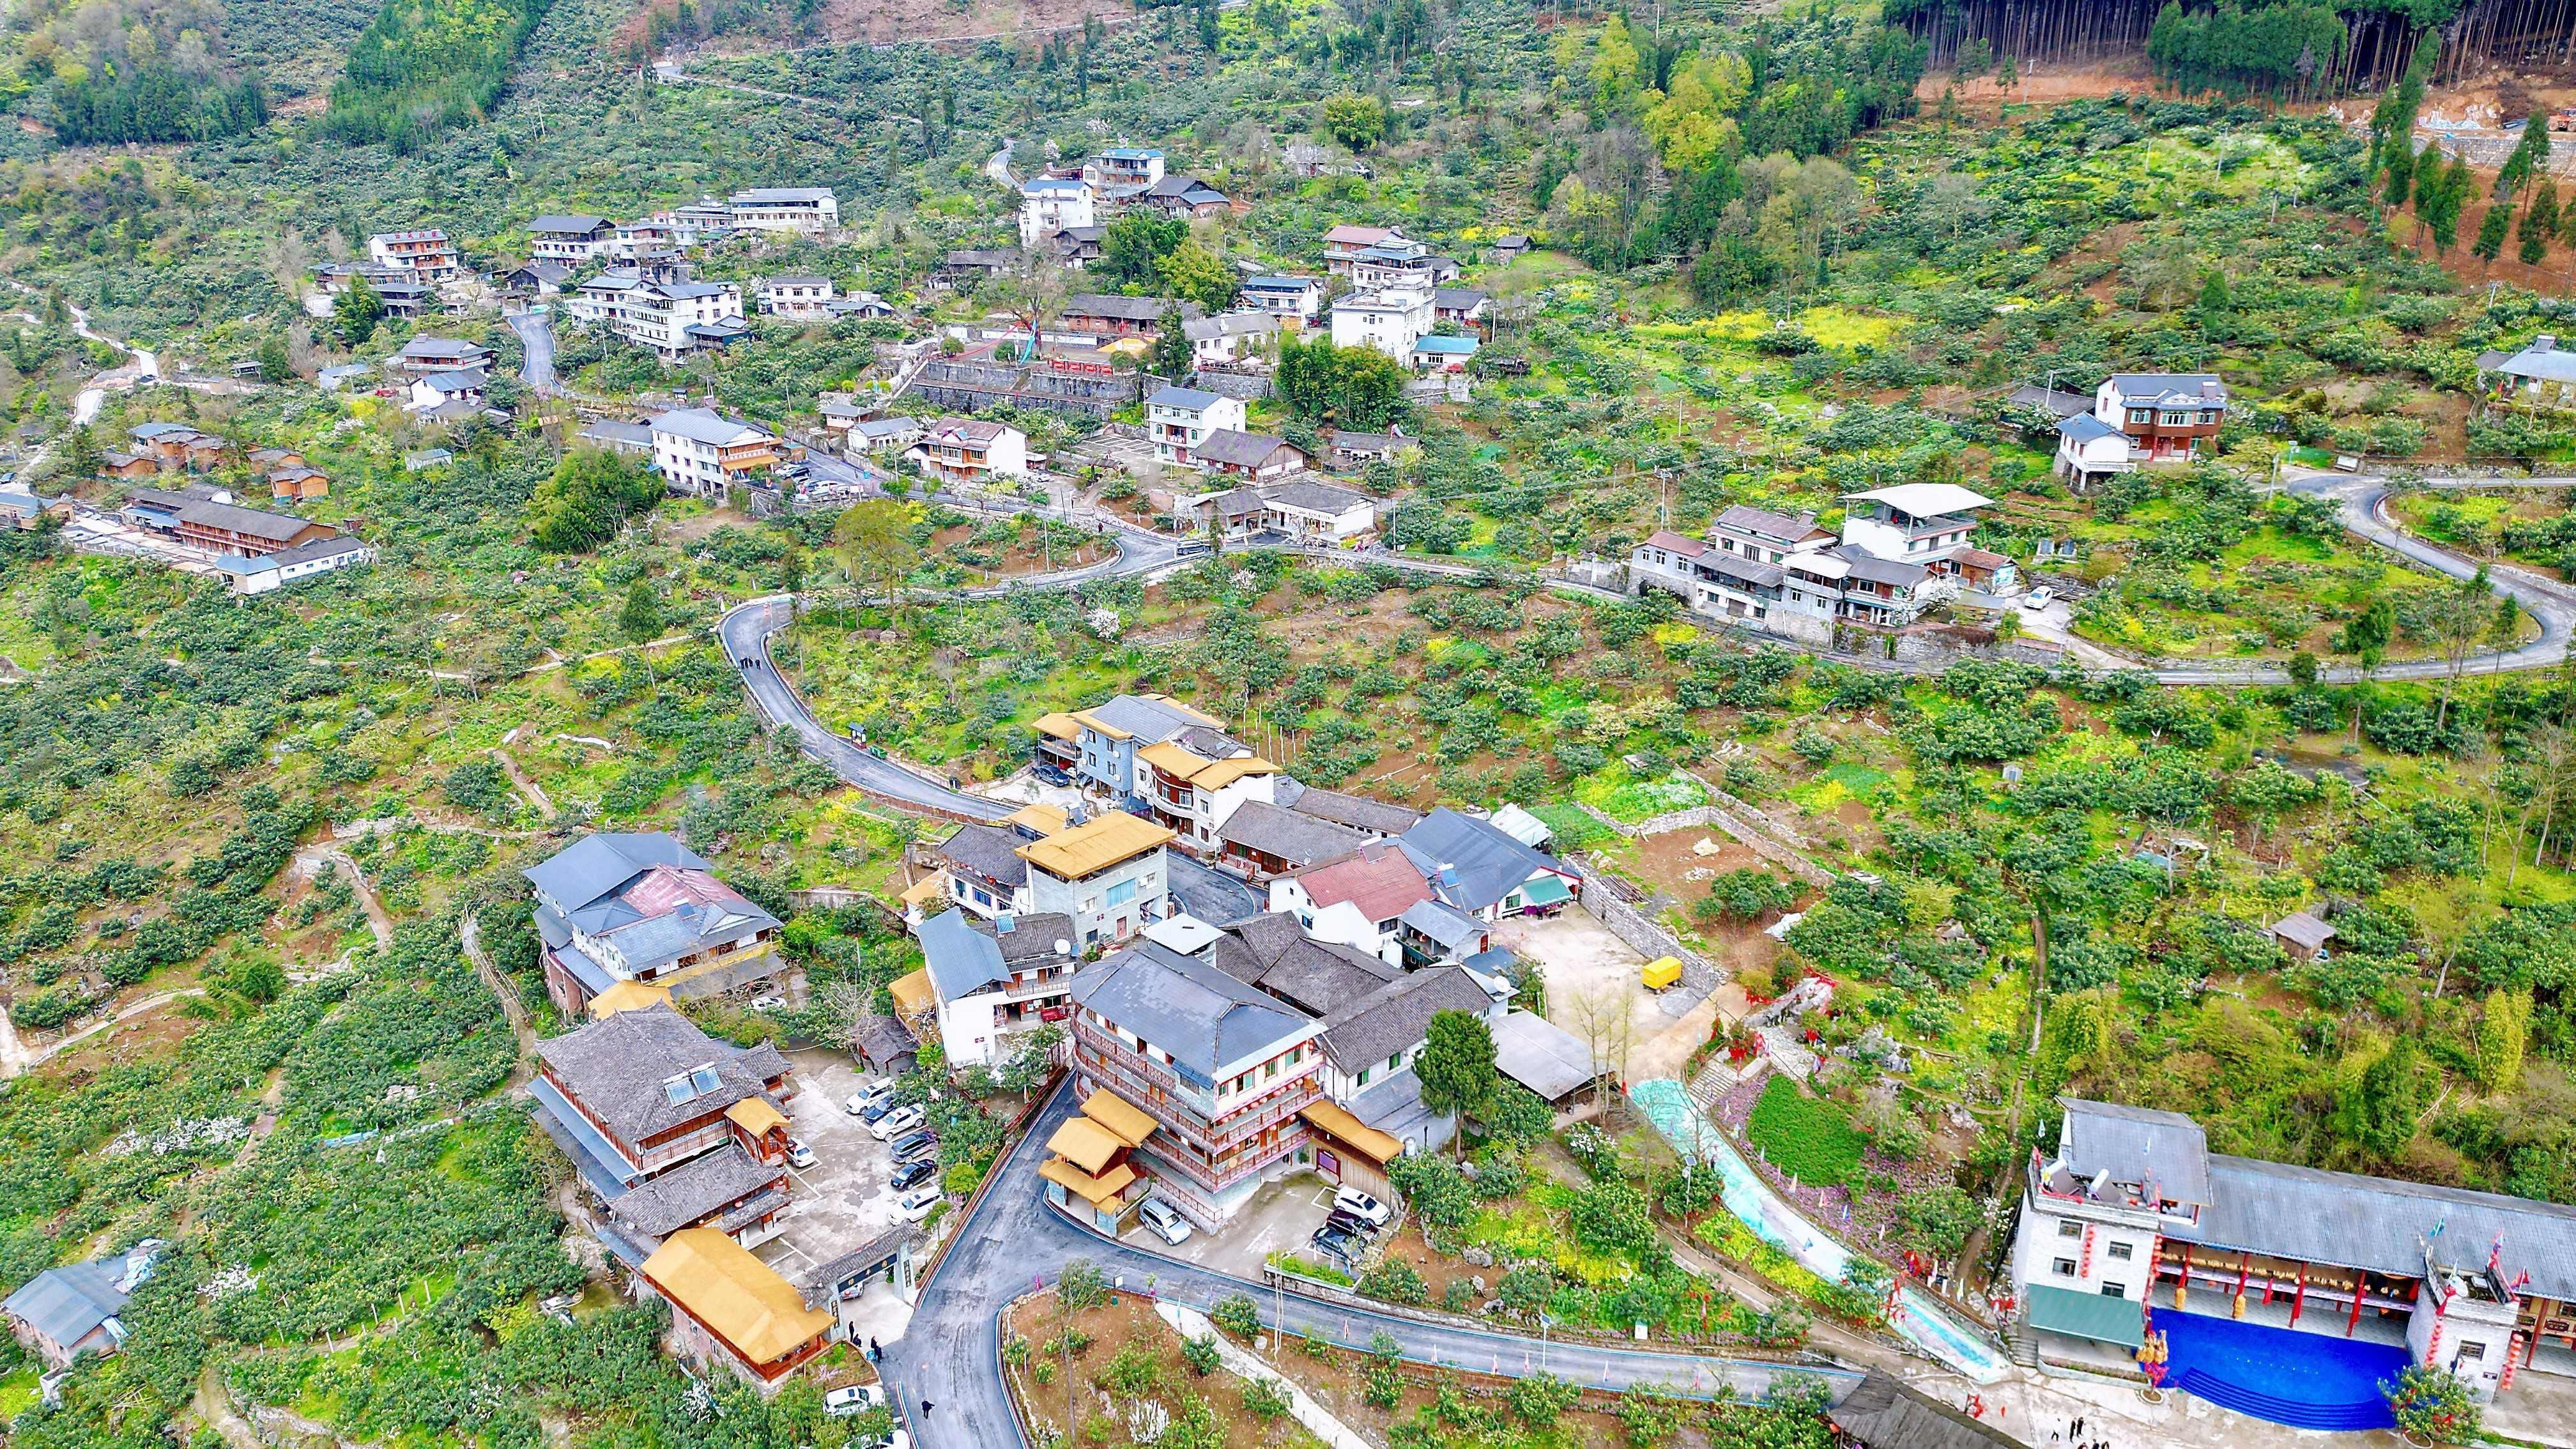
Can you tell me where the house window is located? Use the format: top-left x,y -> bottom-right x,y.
1356,1068 -> 1370,1086
2106,1242 -> 2133,1261
2098,1282 -> 2127,1299
2056,1220 -> 2083,1239
1107,880 -> 1137,908
2052,1258 -> 2078,1277
1265,1057 -> 1279,1078
1389,1052 -> 1403,1071
2457,1342 -> 2486,1361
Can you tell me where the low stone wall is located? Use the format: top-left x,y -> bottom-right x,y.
1572,794 -> 1836,891
1561,857 -> 1722,993
1193,369 -> 1271,401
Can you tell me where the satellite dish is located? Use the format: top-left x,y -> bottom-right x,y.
1055,939 -> 1072,957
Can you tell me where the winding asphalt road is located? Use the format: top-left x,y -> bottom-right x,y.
507,309 -> 557,395
881,1081 -> 1862,1446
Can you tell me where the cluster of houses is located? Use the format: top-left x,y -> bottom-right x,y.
1013,147 -> 1234,253
96,419 -> 375,594
1627,482 -> 2014,641
896,691 -> 1593,1229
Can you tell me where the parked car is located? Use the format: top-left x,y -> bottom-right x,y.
896,1184 -> 943,1222
856,1432 -> 910,1449
747,992 -> 786,1011
1136,1197 -> 1192,1246
1332,1187 -> 1392,1227
889,1157 -> 939,1191
891,1129 -> 939,1163
2021,586 -> 2055,610
860,1094 -> 907,1124
1324,1208 -> 1379,1239
845,1081 -> 896,1116
785,1138 -> 817,1170
867,1105 -> 924,1141
823,1384 -> 887,1416
1310,1224 -> 1361,1263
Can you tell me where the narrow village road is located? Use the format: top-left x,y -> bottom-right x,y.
507,308 -> 558,395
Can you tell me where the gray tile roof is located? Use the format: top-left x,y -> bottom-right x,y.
2104,372 -> 2227,408
1066,293 -> 1191,323
1082,694 -> 1206,744
1318,966 -> 1492,1075
2056,413 -> 2123,443
1831,546 -> 1929,589
1492,1008 -> 1597,1100
1216,800 -> 1367,865
1206,912 -> 1400,1017
1398,898 -> 1487,950
608,1143 -> 784,1238
1195,429 -> 1294,470
1070,938 -> 1316,1083
1273,780 -> 1422,836
2007,384 -> 2094,418
2183,1153 -> 2576,1302
937,824 -> 1030,889
2058,1097 -> 2213,1205
535,1004 -> 789,1146
1395,808 -> 1566,915
986,910 -> 1077,963
1261,479 -> 1375,515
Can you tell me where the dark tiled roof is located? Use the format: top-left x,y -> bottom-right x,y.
1318,966 -> 1492,1075
1069,940 -> 1315,1082
1217,801 -> 1367,865
608,1144 -> 785,1238
1207,912 -> 1400,1018
535,1005 -> 789,1145
1275,781 -> 1421,836
938,824 -> 1030,889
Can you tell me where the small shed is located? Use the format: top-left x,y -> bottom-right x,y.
2271,910 -> 2336,961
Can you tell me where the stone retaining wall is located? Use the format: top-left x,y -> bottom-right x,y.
1561,857 -> 1722,993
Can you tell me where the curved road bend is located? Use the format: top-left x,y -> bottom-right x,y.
883,1082 -> 1863,1446
507,309 -> 558,395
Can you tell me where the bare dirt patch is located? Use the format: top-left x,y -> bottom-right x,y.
1919,56 -> 2162,118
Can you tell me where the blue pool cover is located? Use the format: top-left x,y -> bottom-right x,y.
2158,1308 -> 2409,1431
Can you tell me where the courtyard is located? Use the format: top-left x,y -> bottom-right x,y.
753,1048 -> 908,1291
1492,908 -> 1718,1085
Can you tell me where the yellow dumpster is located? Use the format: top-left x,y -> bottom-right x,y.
1642,956 -> 1683,992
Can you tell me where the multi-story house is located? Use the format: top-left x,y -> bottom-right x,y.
650,410 -> 783,499
1084,146 -> 1166,196
1020,811 -> 1174,948
1020,174 -> 1096,248
1270,840 -> 1432,966
394,337 -> 496,375
1141,175 -> 1230,218
2011,1096 -> 2576,1408
924,804 -> 1070,921
756,276 -> 838,317
530,1000 -> 797,1194
1837,482 -> 1991,569
367,228 -> 460,280
915,907 -> 1080,1066
1329,287 -> 1434,362
1139,740 -> 1278,853
1059,693 -> 1229,806
1146,385 -> 1246,467
526,215 -> 619,263
726,187 -> 839,234
1239,275 -> 1327,326
566,261 -> 749,360
910,417 -> 1029,486
137,491 -> 341,558
2092,372 -> 2228,466
1067,939 -> 1326,1223
1349,245 -> 1458,291
523,832 -> 785,1017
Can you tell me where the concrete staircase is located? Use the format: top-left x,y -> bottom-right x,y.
1758,1025 -> 1820,1080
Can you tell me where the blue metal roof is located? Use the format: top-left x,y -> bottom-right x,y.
1413,335 -> 1478,355
530,1077 -> 640,1195
919,908 -> 1011,1000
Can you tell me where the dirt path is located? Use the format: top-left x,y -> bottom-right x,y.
492,747 -> 557,821
461,913 -> 537,1083
296,846 -> 394,951
192,1362 -> 262,1449
14,988 -> 208,1073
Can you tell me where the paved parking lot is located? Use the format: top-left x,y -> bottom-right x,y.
1493,910 -> 1711,1082
1138,1172 -> 1341,1279
754,1048 -> 905,1287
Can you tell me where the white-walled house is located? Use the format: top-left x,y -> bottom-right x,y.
1271,841 -> 1432,967
1240,275 -> 1326,325
1138,741 -> 1279,854
1020,176 -> 1096,248
1837,482 -> 1991,569
1146,385 -> 1247,468
916,908 -> 1079,1068
726,188 -> 839,234
910,418 -> 1029,486
650,410 -> 782,498
2054,413 -> 2133,488
1329,288 -> 1434,362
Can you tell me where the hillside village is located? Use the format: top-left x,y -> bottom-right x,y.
15,0 -> 2576,1448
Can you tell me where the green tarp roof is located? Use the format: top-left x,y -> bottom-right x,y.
1517,873 -> 1572,906
2025,1283 -> 2145,1349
